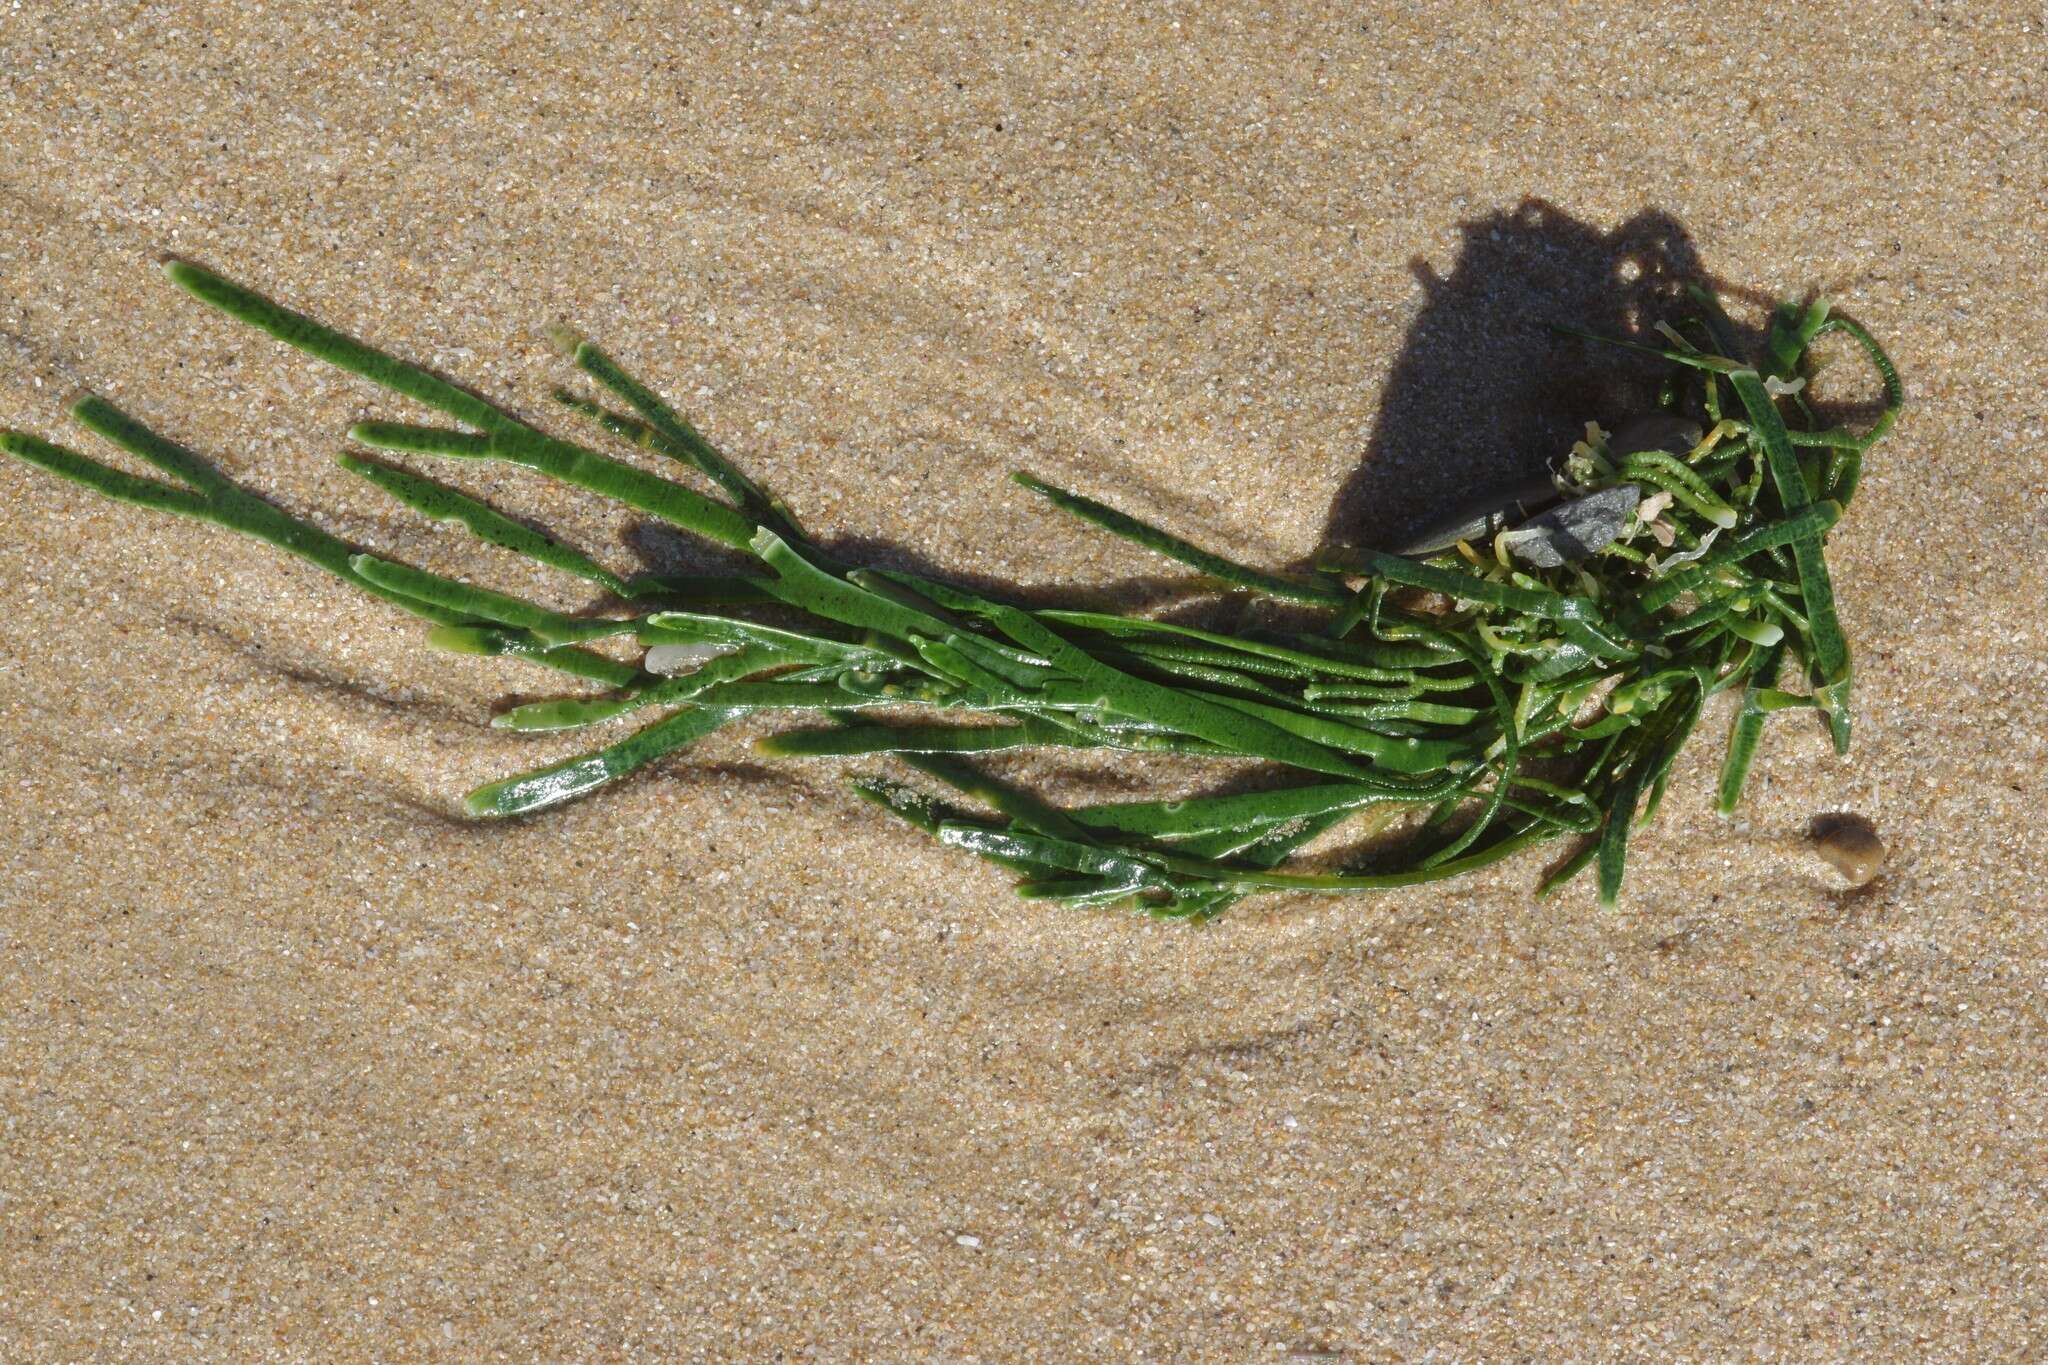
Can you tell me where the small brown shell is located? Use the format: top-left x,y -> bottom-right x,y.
1808,813 -> 1887,886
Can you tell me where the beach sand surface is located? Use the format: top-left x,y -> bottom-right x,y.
2,2 -> 2044,1358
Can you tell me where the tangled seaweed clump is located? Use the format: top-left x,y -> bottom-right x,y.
1,263 -> 1900,919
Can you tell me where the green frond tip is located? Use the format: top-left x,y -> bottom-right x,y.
1011,469 -> 1344,606
335,450 -> 633,597
162,259 -> 521,434
465,704 -> 742,816
543,322 -> 585,357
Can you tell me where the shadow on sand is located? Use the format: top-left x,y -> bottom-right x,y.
1316,197 -> 1754,559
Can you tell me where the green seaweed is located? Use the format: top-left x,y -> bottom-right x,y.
0,262 -> 1900,917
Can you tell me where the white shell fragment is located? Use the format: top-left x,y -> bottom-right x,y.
644,642 -> 737,675
1648,526 -> 1721,574
1499,483 -> 1643,568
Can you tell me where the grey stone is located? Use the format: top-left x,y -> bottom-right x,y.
1499,483 -> 1643,567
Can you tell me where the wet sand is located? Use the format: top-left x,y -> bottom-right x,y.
2,3 -> 2044,1358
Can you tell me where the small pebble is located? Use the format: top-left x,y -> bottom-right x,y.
1500,483 -> 1641,567
1808,813 -> 1887,886
1386,586 -> 1457,616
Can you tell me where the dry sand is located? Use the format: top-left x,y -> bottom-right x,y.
2,2 -> 2044,1359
